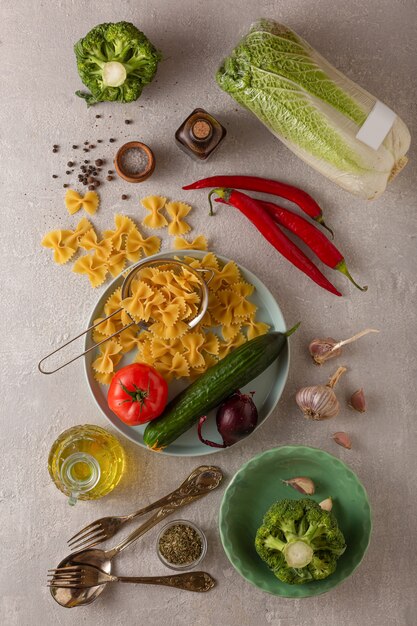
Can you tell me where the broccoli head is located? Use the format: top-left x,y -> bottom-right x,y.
74,22 -> 161,106
255,498 -> 346,585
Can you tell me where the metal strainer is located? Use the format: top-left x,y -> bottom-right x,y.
38,257 -> 213,375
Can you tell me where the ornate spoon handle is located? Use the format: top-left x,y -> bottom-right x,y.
116,571 -> 215,592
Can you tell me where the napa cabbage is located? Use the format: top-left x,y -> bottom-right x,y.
216,20 -> 410,199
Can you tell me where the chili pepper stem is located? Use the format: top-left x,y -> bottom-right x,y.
336,260 -> 368,291
208,188 -> 230,215
315,215 -> 334,239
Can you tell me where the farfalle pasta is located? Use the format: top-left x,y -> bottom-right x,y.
166,201 -> 192,236
91,253 -> 270,385
65,189 -> 100,216
41,213 -> 162,289
72,254 -> 107,288
174,235 -> 208,251
41,229 -> 78,264
80,229 -> 112,261
141,196 -> 168,229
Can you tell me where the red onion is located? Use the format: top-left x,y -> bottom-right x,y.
197,391 -> 258,448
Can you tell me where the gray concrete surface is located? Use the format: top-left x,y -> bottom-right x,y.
1,1 -> 416,624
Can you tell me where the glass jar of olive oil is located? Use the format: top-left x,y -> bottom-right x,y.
48,425 -> 125,505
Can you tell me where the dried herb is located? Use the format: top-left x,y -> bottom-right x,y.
158,523 -> 202,566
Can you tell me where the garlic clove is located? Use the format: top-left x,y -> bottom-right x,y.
309,337 -> 341,365
332,431 -> 352,449
349,388 -> 366,413
319,497 -> 333,511
308,328 -> 379,365
296,385 -> 340,420
282,476 -> 315,495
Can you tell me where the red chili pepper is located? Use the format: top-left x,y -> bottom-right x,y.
209,188 -> 341,297
183,175 -> 333,236
216,197 -> 367,292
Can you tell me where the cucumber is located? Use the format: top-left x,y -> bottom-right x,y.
143,329 -> 295,450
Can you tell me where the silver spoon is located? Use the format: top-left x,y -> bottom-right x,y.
50,466 -> 223,608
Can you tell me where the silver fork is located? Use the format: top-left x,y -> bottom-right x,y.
48,565 -> 215,592
67,466 -> 222,551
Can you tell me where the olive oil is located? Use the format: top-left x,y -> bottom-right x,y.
48,425 -> 125,505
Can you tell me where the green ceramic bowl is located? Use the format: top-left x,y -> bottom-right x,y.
219,446 -> 372,597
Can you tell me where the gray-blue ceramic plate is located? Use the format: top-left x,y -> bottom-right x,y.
84,250 -> 289,456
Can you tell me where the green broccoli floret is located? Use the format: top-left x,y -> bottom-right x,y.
74,22 -> 161,106
255,498 -> 346,585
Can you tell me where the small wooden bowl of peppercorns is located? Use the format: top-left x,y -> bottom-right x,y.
156,520 -> 207,571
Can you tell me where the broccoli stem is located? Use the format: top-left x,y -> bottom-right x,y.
283,541 -> 314,568
264,535 -> 286,552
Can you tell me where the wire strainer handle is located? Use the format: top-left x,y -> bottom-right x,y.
37,309 -> 137,375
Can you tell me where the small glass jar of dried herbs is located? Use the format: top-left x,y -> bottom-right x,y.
156,520 -> 207,570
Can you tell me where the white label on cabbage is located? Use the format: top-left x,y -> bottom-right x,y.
356,101 -> 397,150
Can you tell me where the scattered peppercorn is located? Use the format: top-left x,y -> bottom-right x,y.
107,175 -> 113,181
124,119 -> 132,124
109,138 -> 115,143
72,145 -> 78,149
88,184 -> 95,190
108,170 -> 113,174
84,160 -> 89,164
121,194 -> 128,200
84,141 -> 89,145
52,148 -> 58,153
97,139 -> 102,143
52,174 -> 58,179
95,159 -> 103,166
95,114 -> 101,118
83,148 -> 89,152
63,183 -> 69,188
89,144 -> 95,149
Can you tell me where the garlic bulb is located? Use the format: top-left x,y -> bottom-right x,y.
296,366 -> 346,420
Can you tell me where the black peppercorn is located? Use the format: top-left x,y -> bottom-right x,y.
121,194 -> 128,200
95,159 -> 103,166
109,138 -> 115,143
72,145 -> 78,149
107,175 -> 113,181
52,174 -> 58,179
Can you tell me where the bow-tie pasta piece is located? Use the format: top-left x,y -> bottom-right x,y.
218,333 -> 246,360
72,254 -> 108,288
106,251 -> 127,278
121,280 -> 155,323
166,201 -> 192,236
141,196 -> 167,229
244,319 -> 270,340
92,339 -> 123,374
65,189 -> 99,216
103,214 -> 137,249
156,352 -> 190,382
174,235 -> 208,251
80,229 -> 113,261
41,229 -> 78,264
181,332 -> 206,368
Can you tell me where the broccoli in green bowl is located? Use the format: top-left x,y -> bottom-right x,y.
74,21 -> 161,106
255,499 -> 346,585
